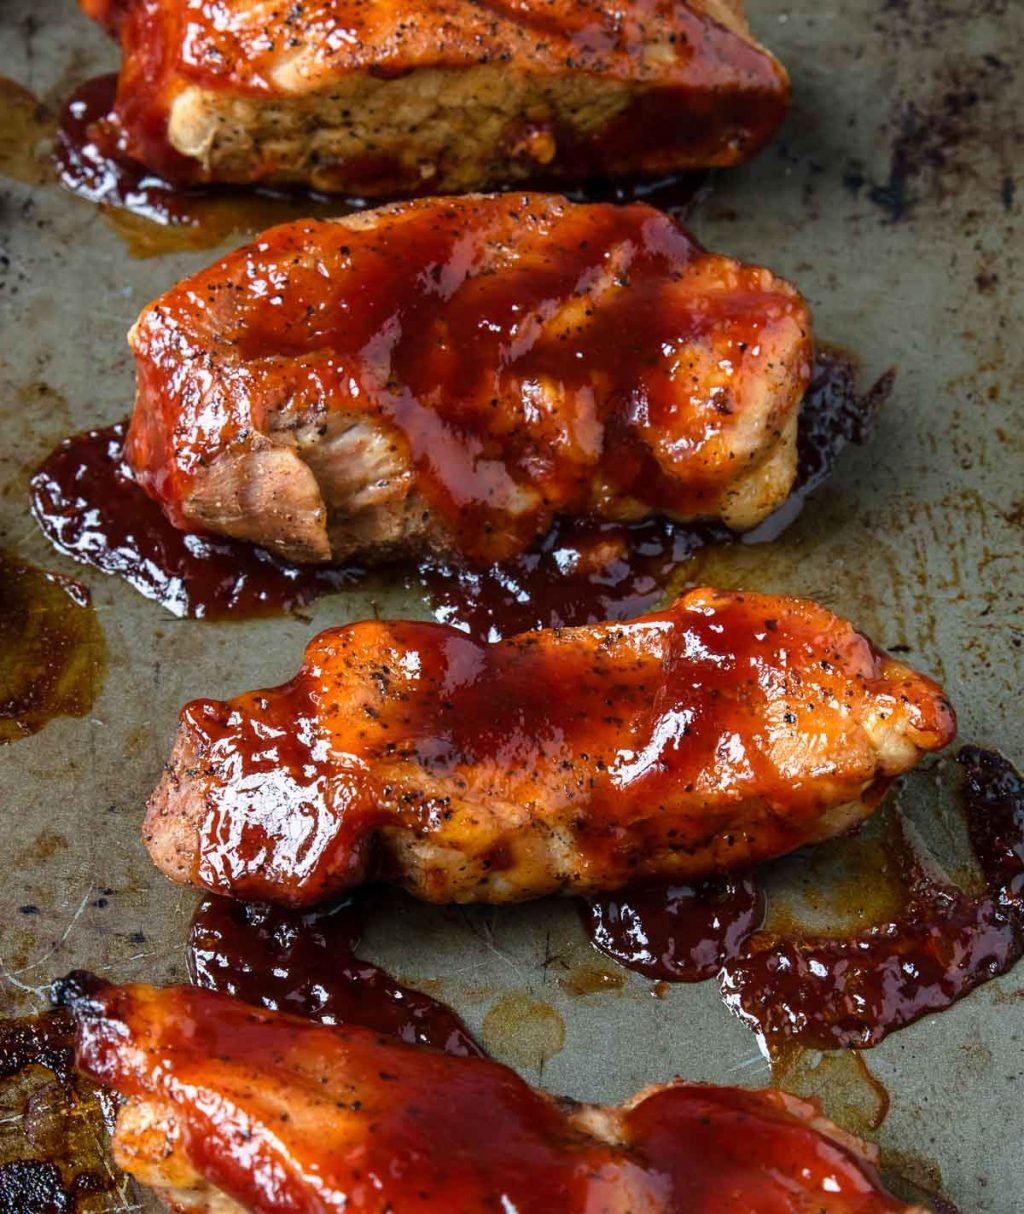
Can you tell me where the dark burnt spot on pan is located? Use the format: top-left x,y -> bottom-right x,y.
0,1009 -> 128,1212
0,553 -> 105,744
844,51 -> 1015,224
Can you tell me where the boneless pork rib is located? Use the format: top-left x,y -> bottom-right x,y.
124,194 -> 813,566
66,979 -> 924,1214
144,589 -> 955,906
81,0 -> 789,194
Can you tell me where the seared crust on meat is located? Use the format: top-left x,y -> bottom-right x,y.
124,194 -> 813,567
82,0 -> 789,193
70,981 -> 925,1213
143,588 -> 956,906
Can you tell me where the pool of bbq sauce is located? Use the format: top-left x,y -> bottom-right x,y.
29,346 -> 887,628
52,75 -> 705,257
187,895 -> 482,1057
583,747 -> 1024,1056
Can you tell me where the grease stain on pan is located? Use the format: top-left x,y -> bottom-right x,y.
481,994 -> 566,1074
0,553 -> 105,744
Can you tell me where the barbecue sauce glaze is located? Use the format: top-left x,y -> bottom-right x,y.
30,347 -> 880,628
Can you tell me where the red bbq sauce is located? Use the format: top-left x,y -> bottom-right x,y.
582,875 -> 764,982
583,747 -> 1024,1052
29,422 -> 365,619
68,979 -> 915,1214
30,348 -> 887,630
187,895 -> 482,1056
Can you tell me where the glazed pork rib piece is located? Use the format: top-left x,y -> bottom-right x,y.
124,194 -> 813,567
145,589 -> 956,906
66,978 -> 924,1214
80,0 -> 789,195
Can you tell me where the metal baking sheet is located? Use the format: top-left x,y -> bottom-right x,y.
1,1 -> 1021,1210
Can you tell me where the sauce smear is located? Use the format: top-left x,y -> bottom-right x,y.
582,747 -> 1024,1052
188,895 -> 482,1057
0,1010 -> 126,1211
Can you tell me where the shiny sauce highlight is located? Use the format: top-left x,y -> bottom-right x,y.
188,895 -> 482,1056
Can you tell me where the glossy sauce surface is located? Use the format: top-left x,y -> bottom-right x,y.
82,0 -> 788,188
29,423 -> 364,619
0,554 -> 105,743
147,590 -> 954,906
188,894 -> 481,1055
30,346 -> 875,631
584,747 -> 1024,1051
583,875 -> 764,982
125,196 -> 811,566
69,980 -> 917,1213
425,344 -> 887,637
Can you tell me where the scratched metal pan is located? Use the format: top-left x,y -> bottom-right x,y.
1,0 -> 1021,1210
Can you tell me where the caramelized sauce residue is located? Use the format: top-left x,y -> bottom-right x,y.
30,348 -> 887,629
0,554 -> 105,743
188,895 -> 482,1056
583,876 -> 764,982
0,1010 -> 127,1211
582,747 -> 1024,1052
29,423 -> 365,620
0,76 -> 54,186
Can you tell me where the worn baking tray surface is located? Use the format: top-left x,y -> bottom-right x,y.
1,1 -> 1022,1210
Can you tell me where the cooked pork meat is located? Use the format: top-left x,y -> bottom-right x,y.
144,589 -> 956,906
66,978 -> 924,1214
124,194 -> 812,566
80,0 -> 789,195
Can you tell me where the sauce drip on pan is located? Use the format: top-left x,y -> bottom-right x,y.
582,747 -> 1024,1052
29,423 -> 366,620
0,554 -> 105,743
582,875 -> 764,982
188,895 -> 482,1056
30,347 -> 888,628
0,1011 -> 127,1211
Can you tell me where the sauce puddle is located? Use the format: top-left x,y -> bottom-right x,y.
0,554 -> 105,743
29,423 -> 366,620
188,895 -> 482,1057
583,747 -> 1024,1054
30,346 -> 889,630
